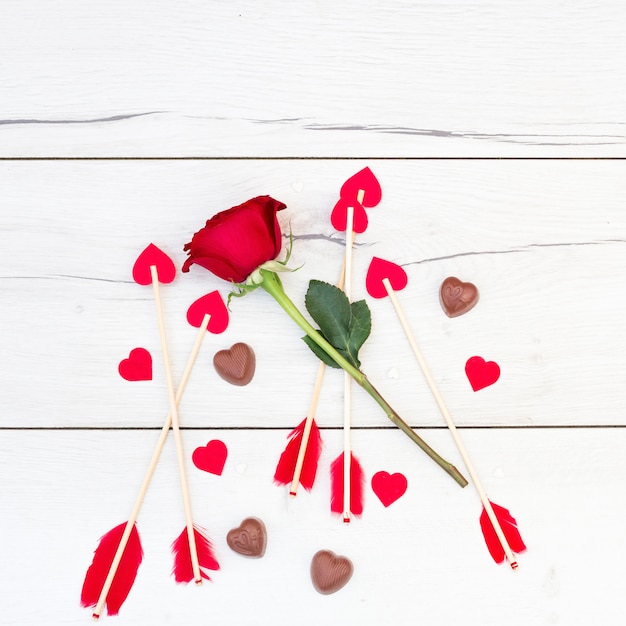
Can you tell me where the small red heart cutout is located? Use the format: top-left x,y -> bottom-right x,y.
371,471 -> 408,507
330,197 -> 368,233
186,291 -> 229,334
465,356 -> 500,391
192,440 -> 228,475
118,347 -> 152,381
365,256 -> 408,298
340,167 -> 382,208
132,243 -> 176,285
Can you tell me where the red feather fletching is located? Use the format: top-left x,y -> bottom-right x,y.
80,521 -> 143,616
171,525 -> 220,583
273,418 -> 323,491
480,501 -> 527,564
330,452 -> 365,516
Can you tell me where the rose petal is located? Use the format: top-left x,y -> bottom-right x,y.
182,196 -> 286,282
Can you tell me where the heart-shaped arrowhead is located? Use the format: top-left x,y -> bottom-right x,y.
465,356 -> 500,391
118,347 -> 152,381
330,197 -> 368,233
371,471 -> 408,507
310,550 -> 353,595
132,243 -> 176,285
365,256 -> 408,298
340,167 -> 382,208
192,439 -> 228,475
186,291 -> 229,334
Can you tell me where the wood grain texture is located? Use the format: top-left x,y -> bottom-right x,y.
1,0 -> 625,156
0,428 -> 624,625
2,2 -> 626,624
2,160 -> 625,428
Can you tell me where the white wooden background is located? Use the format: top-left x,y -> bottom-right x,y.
2,2 -> 626,625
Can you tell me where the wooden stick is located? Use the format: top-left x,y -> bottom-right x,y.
342,203 -> 357,523
288,362 -> 325,497
150,265 -> 201,584
93,313 -> 211,618
289,259 -> 347,497
381,277 -> 518,568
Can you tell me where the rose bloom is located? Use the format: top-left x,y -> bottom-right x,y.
182,196 -> 286,283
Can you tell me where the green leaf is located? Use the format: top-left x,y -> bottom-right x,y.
303,280 -> 372,369
302,335 -> 341,368
305,280 -> 351,349
347,299 -> 371,363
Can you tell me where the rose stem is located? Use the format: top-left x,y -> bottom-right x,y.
290,259 -> 346,497
93,313 -> 211,617
259,269 -> 468,488
382,277 -> 517,566
151,265 -> 202,584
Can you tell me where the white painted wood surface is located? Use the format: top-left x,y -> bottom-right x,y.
1,0 -> 626,157
1,2 -> 626,625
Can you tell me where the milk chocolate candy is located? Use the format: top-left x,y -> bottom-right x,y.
213,342 -> 256,386
439,276 -> 479,318
226,517 -> 267,558
310,550 -> 353,594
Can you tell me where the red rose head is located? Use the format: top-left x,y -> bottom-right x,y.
182,196 -> 287,283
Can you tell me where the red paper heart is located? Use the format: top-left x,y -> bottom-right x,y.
465,356 -> 500,391
132,243 -> 176,285
118,347 -> 152,381
365,256 -> 408,298
340,167 -> 382,208
371,471 -> 408,507
330,197 -> 368,233
192,440 -> 228,475
186,291 -> 229,334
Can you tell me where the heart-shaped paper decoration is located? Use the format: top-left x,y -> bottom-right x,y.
365,256 -> 408,298
340,167 -> 382,208
226,517 -> 267,558
118,347 -> 152,381
213,343 -> 256,386
186,291 -> 229,334
192,439 -> 228,475
132,243 -> 176,285
330,197 -> 368,233
310,550 -> 353,595
371,471 -> 408,507
440,276 -> 479,318
465,356 -> 500,391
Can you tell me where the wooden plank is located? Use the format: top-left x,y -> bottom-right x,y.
2,159 -> 625,428
1,427 -> 623,625
1,1 -> 625,157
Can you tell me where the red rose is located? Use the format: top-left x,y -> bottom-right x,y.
182,196 -> 287,282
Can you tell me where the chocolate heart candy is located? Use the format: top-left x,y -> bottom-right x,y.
310,550 -> 353,595
213,342 -> 256,386
226,517 -> 267,558
439,276 -> 479,318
